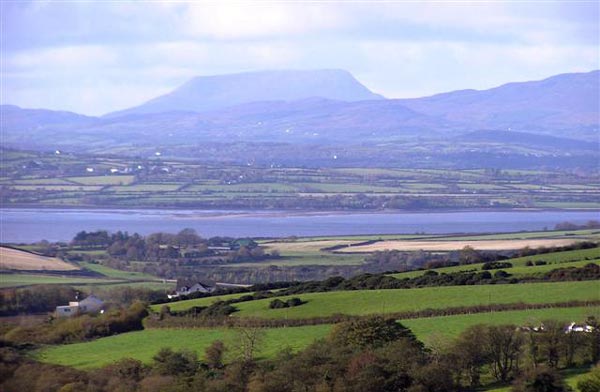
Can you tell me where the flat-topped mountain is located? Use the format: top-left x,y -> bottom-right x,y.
104,69 -> 384,118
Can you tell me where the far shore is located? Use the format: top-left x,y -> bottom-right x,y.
2,206 -> 600,221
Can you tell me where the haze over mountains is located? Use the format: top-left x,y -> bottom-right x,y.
105,69 -> 384,118
2,69 -> 598,164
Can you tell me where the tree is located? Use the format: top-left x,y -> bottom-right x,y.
235,327 -> 264,363
459,246 -> 483,265
205,340 -> 226,369
487,325 -> 524,382
152,348 -> 198,376
585,316 -> 600,363
452,325 -> 490,387
537,320 -> 564,368
330,316 -> 420,349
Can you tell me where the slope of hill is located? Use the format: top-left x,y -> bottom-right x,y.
0,246 -> 79,271
397,70 -> 600,136
104,69 -> 384,117
1,104 -> 97,131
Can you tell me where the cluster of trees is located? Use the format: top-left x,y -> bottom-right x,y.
0,285 -> 77,316
3,302 -> 148,345
2,316 -> 599,391
67,229 -> 278,279
554,220 -> 600,230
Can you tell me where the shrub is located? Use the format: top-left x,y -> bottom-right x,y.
268,299 -> 287,309
482,262 -> 513,270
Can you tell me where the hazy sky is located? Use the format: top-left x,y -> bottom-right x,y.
2,0 -> 599,115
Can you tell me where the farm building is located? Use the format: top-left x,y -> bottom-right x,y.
168,282 -> 216,299
55,295 -> 104,317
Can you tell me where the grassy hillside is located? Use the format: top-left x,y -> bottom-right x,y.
404,305 -> 600,344
231,280 -> 599,319
38,306 -> 599,370
390,247 -> 600,279
0,260 -> 171,289
150,292 -> 257,312
37,324 -> 333,369
0,274 -> 120,288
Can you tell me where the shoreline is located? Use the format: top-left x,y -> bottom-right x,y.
2,206 -> 600,221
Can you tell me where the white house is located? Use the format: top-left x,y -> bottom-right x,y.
566,322 -> 595,333
55,295 -> 104,317
168,282 -> 215,299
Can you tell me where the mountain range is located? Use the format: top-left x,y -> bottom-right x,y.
2,69 -> 598,155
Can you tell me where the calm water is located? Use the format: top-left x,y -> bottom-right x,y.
1,208 -> 599,243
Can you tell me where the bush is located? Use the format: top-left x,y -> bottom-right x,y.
512,366 -> 568,392
269,298 -> 305,309
577,365 -> 600,392
494,270 -> 511,279
286,298 -> 304,307
269,299 -> 287,309
482,262 -> 513,270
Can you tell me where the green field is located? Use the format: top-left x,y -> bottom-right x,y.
231,281 -> 600,319
67,175 -> 135,185
37,324 -> 333,369
37,306 -> 599,370
390,247 -> 600,279
3,150 -> 599,209
0,274 -> 120,288
0,262 -> 168,289
79,262 -> 161,281
403,306 -> 600,344
151,292 -> 257,312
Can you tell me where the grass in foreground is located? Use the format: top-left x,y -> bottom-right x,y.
37,306 -> 599,370
36,324 -> 333,369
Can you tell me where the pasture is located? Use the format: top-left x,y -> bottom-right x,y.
231,280 -> 600,319
0,274 -> 119,288
390,247 -> 600,279
37,324 -> 333,369
0,246 -> 79,271
3,150 -> 599,210
37,305 -> 599,370
404,305 -> 600,344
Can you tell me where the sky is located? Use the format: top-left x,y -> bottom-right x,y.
2,0 -> 599,116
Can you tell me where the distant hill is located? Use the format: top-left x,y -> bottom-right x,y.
105,69 -> 384,118
397,70 -> 600,135
1,104 -> 97,131
1,70 -> 598,168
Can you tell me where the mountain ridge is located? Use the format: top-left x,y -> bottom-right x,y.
104,69 -> 384,118
1,70 -> 598,154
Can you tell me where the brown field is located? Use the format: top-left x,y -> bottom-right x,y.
335,239 -> 581,253
264,240 -> 356,253
0,247 -> 79,271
